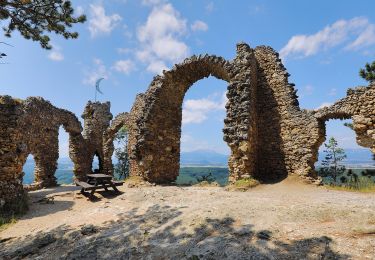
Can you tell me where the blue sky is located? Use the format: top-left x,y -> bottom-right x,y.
1,0 -> 375,157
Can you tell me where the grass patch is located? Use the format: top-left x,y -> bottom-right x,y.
326,177 -> 375,193
226,177 -> 260,191
0,215 -> 17,232
0,193 -> 29,231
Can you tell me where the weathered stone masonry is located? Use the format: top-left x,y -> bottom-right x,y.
0,97 -> 113,213
1,42 -> 374,214
128,43 -> 375,184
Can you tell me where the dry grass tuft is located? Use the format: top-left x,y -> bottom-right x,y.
226,177 -> 260,191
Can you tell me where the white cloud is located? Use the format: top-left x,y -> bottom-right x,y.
135,3 -> 189,74
280,17 -> 375,59
47,44 -> 64,61
88,4 -> 122,37
112,59 -> 134,74
83,58 -> 110,85
147,60 -> 168,74
48,51 -> 64,61
191,20 -> 208,32
346,24 -> 375,50
316,102 -> 332,110
76,6 -> 84,16
182,92 -> 227,124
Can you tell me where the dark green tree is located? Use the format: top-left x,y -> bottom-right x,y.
0,0 -> 86,50
114,126 -> 129,180
319,137 -> 347,182
196,172 -> 216,184
359,61 -> 375,83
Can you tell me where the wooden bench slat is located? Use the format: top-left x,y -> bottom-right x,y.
113,181 -> 124,186
75,181 -> 96,190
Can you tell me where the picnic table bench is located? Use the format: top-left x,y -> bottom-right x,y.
75,173 -> 124,198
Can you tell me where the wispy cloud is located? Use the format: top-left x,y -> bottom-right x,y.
47,45 -> 64,62
112,59 -> 134,75
191,20 -> 208,32
83,58 -> 110,85
88,4 -> 122,38
299,85 -> 314,98
141,0 -> 166,6
316,102 -> 333,110
205,2 -> 214,13
182,92 -> 227,124
280,17 -> 375,59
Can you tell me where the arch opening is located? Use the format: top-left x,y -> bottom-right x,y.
91,152 -> 102,173
176,76 -> 230,186
56,126 -> 75,184
315,118 -> 375,185
129,55 -> 235,184
113,126 -> 130,180
22,154 -> 35,185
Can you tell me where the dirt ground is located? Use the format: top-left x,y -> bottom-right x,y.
1,177 -> 375,259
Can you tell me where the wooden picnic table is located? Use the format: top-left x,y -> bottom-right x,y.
75,173 -> 123,198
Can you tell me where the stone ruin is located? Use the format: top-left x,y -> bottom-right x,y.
1,42 -> 374,214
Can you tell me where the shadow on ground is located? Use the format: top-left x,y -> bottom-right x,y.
0,204 -> 349,259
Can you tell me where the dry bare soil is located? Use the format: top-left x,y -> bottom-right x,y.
1,177 -> 375,259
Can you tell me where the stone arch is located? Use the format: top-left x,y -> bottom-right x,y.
103,112 -> 130,175
19,97 -> 83,189
128,54 -> 235,183
313,85 -> 375,167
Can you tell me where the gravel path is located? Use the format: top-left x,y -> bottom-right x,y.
1,178 -> 375,259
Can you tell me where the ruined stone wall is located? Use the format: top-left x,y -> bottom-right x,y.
129,42 -> 375,184
254,47 -> 323,181
223,43 -> 258,182
1,42 -> 375,214
128,55 -> 234,183
0,96 -> 27,213
70,102 -> 113,179
0,97 -> 112,214
314,84 -> 375,154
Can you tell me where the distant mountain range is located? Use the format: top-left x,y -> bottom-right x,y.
27,148 -> 373,167
180,150 -> 229,166
318,148 -> 374,166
